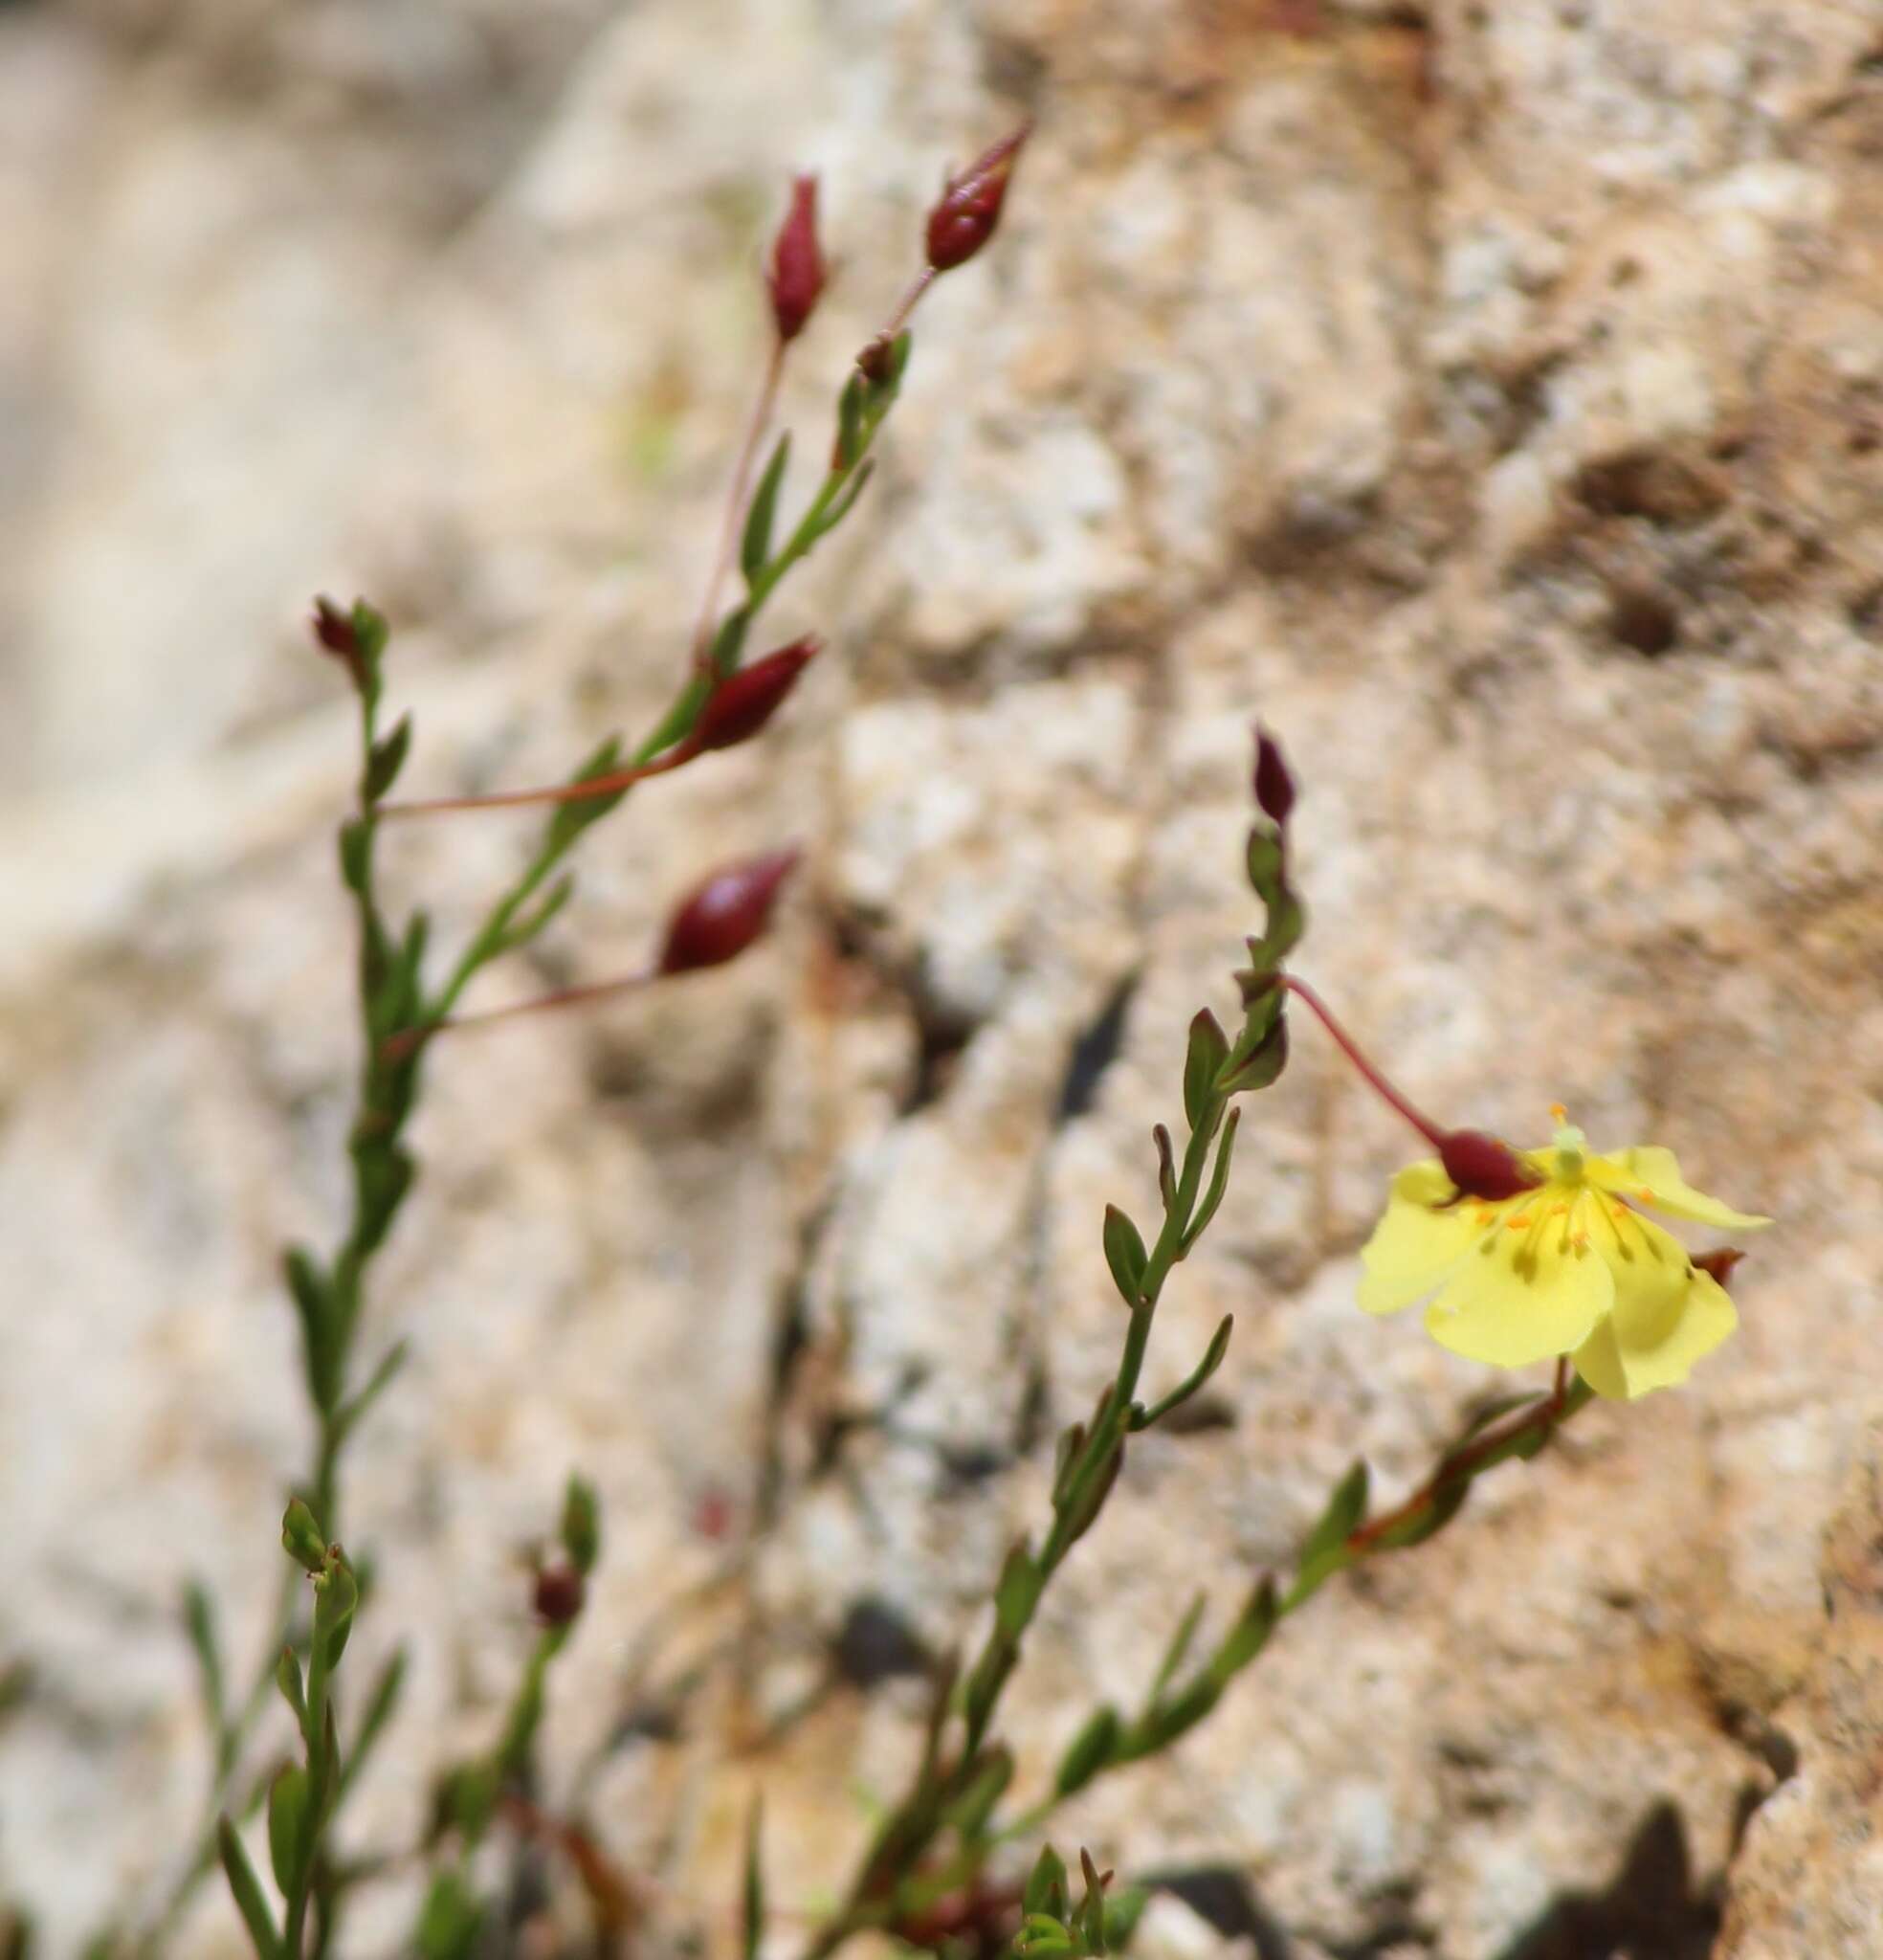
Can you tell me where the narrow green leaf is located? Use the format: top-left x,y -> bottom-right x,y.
741,432 -> 791,582
1211,1573 -> 1278,1680
275,1647 -> 308,1743
415,1870 -> 483,1960
1054,1704 -> 1119,1797
943,1746 -> 1013,1837
1077,1849 -> 1108,1954
183,1581 -> 227,1745
561,1475 -> 601,1576
1219,1015 -> 1289,1096
266,1765 -> 309,1895
1133,1315 -> 1234,1432
215,1816 -> 279,1960
742,1795 -> 764,1960
1150,1592 -> 1207,1703
1299,1461 -> 1370,1572
337,819 -> 371,896
495,873 -> 575,957
332,1340 -> 409,1451
994,1538 -> 1037,1637
1152,1123 -> 1177,1214
1103,1886 -> 1150,1949
833,373 -> 867,470
811,457 -> 875,538
1024,1845 -> 1070,1919
341,1645 -> 408,1798
1183,1010 -> 1229,1130
315,1557 -> 359,1670
545,735 -> 626,852
1181,1108 -> 1241,1255
364,713 -> 412,803
1101,1206 -> 1148,1306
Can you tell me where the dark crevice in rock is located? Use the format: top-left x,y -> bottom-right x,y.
1489,1801 -> 1720,1960
1141,1866 -> 1292,1960
1055,972 -> 1139,1123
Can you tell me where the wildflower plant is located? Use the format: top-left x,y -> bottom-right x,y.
79,112 -> 1775,1960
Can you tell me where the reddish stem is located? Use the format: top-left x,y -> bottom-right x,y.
383,966 -> 656,1061
1345,1370 -> 1578,1557
381,743 -> 695,819
1277,975 -> 1448,1149
856,266 -> 937,375
694,337 -> 787,672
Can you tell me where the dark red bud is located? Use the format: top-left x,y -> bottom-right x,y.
695,636 -> 820,753
1252,724 -> 1296,826
924,123 -> 1030,273
533,1563 -> 586,1627
1438,1128 -> 1541,1202
1693,1247 -> 1746,1290
657,849 -> 801,976
855,334 -> 894,384
312,595 -> 366,688
766,173 -> 827,343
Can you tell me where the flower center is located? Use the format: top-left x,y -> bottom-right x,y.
1549,1103 -> 1587,1185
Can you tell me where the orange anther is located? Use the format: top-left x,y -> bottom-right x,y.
1550,1102 -> 1568,1124
1506,1214 -> 1533,1230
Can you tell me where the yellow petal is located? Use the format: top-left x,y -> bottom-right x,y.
1358,1161 -> 1496,1316
1588,1145 -> 1769,1232
1423,1212 -> 1613,1368
1573,1208 -> 1739,1399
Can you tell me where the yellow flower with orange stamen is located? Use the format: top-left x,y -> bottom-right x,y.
1358,1111 -> 1769,1400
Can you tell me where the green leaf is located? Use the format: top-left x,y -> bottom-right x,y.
1054,1705 -> 1119,1796
341,1645 -> 408,1798
1219,1015 -> 1289,1096
833,372 -> 867,471
1180,1108 -> 1241,1255
1101,1206 -> 1148,1306
741,432 -> 791,582
364,713 -> 412,803
1243,829 -> 1305,966
275,1647 -> 308,1742
1452,1391 -> 1546,1446
1183,1010 -> 1229,1130
545,735 -> 627,852
281,1246 -> 338,1414
337,818 -> 371,897
1211,1573 -> 1278,1680
1024,1844 -> 1070,1920
495,873 -> 575,957
332,1341 -> 409,1451
1132,1314 -> 1233,1431
348,600 -> 389,670
281,1500 -> 326,1574
995,1538 -> 1038,1637
1299,1461 -> 1369,1573
183,1581 -> 227,1746
943,1746 -> 1013,1836
811,457 -> 875,539
415,1871 -> 483,1960
1150,1592 -> 1207,1704
1103,1886 -> 1150,1949
215,1816 -> 279,1960
1151,1123 -> 1177,1214
266,1766 -> 309,1895
561,1474 -> 602,1575
742,1795 -> 765,1960
314,1556 -> 359,1670
1077,1849 -> 1109,1954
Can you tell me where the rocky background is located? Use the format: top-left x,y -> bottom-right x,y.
3,1 -> 1882,1955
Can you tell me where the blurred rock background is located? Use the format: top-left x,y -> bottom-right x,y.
2,0 -> 1881,1954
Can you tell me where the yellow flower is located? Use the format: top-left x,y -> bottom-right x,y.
1358,1113 -> 1769,1400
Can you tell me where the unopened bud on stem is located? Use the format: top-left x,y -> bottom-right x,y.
924,124 -> 1030,273
766,173 -> 827,343
657,849 -> 801,975
1252,724 -> 1296,826
695,636 -> 820,752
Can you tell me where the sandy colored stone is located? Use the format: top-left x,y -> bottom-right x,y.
2,2 -> 1881,1957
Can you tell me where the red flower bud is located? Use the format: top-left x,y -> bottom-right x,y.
657,849 -> 800,976
924,124 -> 1030,274
1438,1128 -> 1541,1202
766,173 -> 827,343
695,636 -> 820,753
1252,724 -> 1296,826
1693,1247 -> 1746,1290
533,1563 -> 586,1627
311,594 -> 366,690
